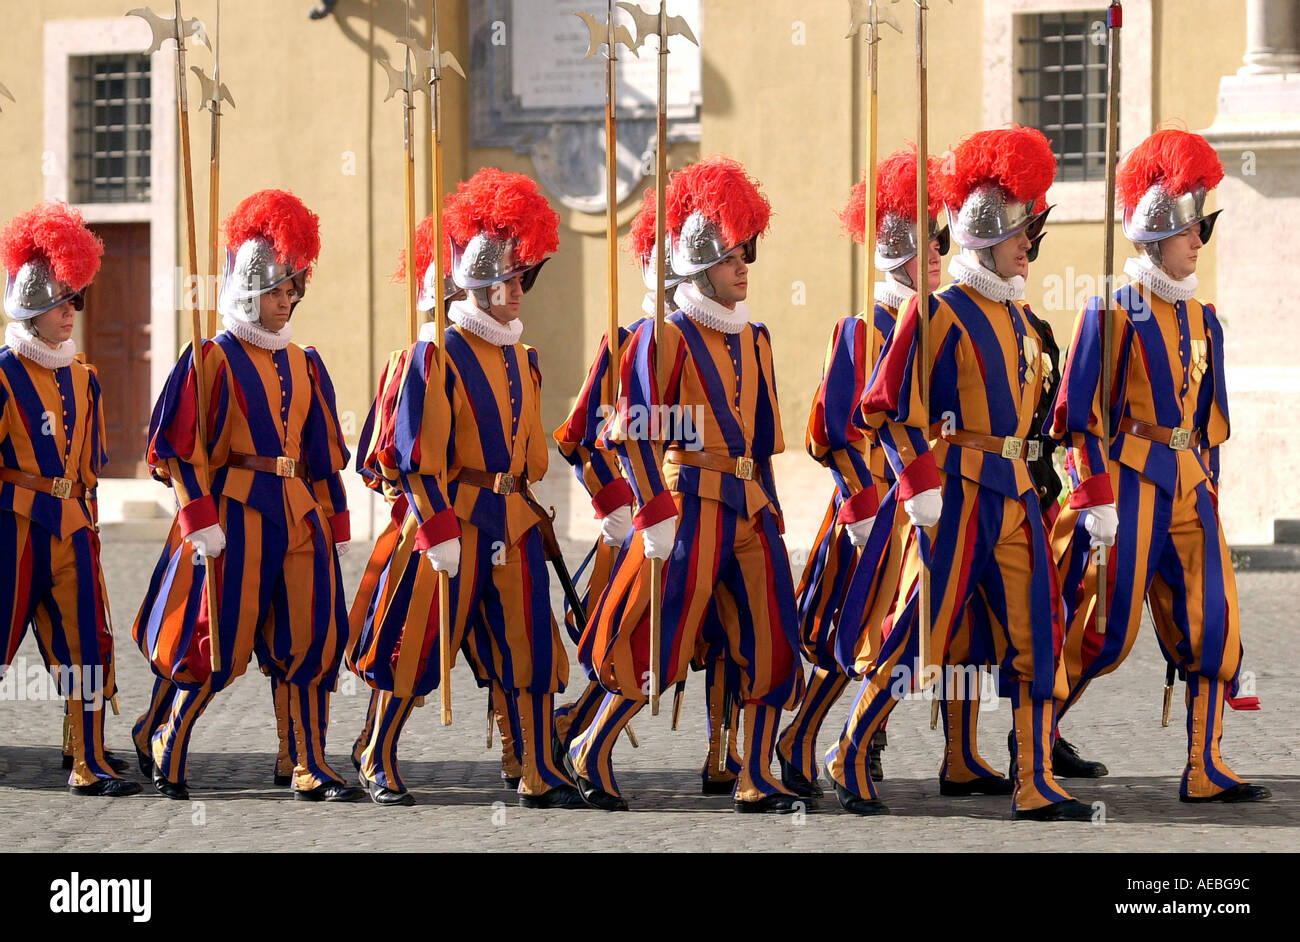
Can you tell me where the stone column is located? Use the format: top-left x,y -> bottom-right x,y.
1202,0 -> 1300,543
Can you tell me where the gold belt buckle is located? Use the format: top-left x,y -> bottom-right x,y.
494,472 -> 515,495
275,456 -> 296,478
50,477 -> 73,499
734,456 -> 755,481
1169,427 -> 1192,451
1000,437 -> 1024,460
1025,440 -> 1042,462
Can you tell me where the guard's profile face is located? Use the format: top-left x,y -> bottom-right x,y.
706,249 -> 749,307
990,229 -> 1032,281
31,300 -> 77,345
258,282 -> 296,332
481,274 -> 524,325
1157,227 -> 1201,280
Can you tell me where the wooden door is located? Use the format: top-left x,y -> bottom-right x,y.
83,222 -> 152,478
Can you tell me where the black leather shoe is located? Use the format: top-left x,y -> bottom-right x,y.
151,769 -> 189,801
519,784 -> 586,809
834,781 -> 889,815
701,777 -> 737,795
69,777 -> 142,797
1180,782 -> 1271,803
1013,798 -> 1095,821
940,775 -> 1014,797
1053,737 -> 1108,778
273,773 -> 293,787
503,776 -> 521,790
362,774 -> 415,806
63,751 -> 130,774
563,751 -> 627,811
778,752 -> 824,798
135,745 -> 154,778
295,780 -> 365,802
734,792 -> 804,814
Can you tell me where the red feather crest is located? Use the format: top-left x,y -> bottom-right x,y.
1116,129 -> 1223,212
946,126 -> 1057,211
627,187 -> 659,263
443,168 -> 559,266
224,189 -> 321,272
395,211 -> 454,284
1,201 -> 103,290
840,146 -> 947,244
665,156 -> 771,247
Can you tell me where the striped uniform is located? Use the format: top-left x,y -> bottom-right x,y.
553,319 -> 741,785
825,282 -> 1075,813
347,325 -> 572,798
0,348 -> 120,787
1050,281 -> 1244,798
131,333 -> 352,791
570,309 -> 802,804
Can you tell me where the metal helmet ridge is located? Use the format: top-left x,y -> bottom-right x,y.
443,168 -> 560,307
402,210 -> 461,314
841,145 -> 950,289
944,126 -> 1057,273
218,189 -> 321,324
665,156 -> 771,297
1,202 -> 103,322
627,187 -> 685,307
1117,129 -> 1224,266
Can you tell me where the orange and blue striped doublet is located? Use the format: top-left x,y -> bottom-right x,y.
131,333 -> 352,789
1050,282 -> 1243,798
826,282 -> 1073,812
0,347 -> 120,787
571,308 -> 802,803
347,325 -> 572,797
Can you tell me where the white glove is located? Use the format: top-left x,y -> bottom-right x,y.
1084,503 -> 1118,547
845,516 -> 876,548
424,537 -> 461,579
335,541 -> 351,558
640,516 -> 678,561
188,524 -> 226,565
600,504 -> 634,547
904,488 -> 943,529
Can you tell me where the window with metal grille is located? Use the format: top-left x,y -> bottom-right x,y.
70,54 -> 151,203
1015,11 -> 1114,183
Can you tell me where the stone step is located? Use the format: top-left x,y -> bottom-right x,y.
1273,519 -> 1300,545
97,519 -> 174,544
1229,543 -> 1300,572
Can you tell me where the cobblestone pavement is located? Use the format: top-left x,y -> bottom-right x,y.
1,534 -> 1295,852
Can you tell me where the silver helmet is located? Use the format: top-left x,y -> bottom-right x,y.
4,258 -> 84,321
640,241 -> 687,294
218,236 -> 307,323
875,213 -> 951,275
669,211 -> 758,297
417,262 -> 461,313
1123,183 -> 1220,265
451,233 -> 546,295
950,183 -> 1051,251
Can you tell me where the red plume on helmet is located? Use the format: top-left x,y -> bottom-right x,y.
443,167 -> 559,266
394,211 -> 454,284
1116,129 -> 1223,213
665,156 -> 771,246
840,145 -> 947,244
223,189 -> 321,275
627,187 -> 660,264
0,201 -> 104,291
947,126 -> 1057,213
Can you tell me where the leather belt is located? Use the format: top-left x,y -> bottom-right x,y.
664,447 -> 759,481
942,429 -> 1041,462
0,467 -> 85,499
457,467 -> 528,496
227,452 -> 308,479
1117,417 -> 1200,451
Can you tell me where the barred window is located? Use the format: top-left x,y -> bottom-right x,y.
1015,11 -> 1114,183
70,54 -> 151,203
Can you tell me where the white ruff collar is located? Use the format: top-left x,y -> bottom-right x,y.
448,298 -> 523,346
5,321 -> 76,369
874,275 -> 915,313
1125,256 -> 1197,304
675,281 -> 749,335
949,254 -> 1025,303
222,313 -> 292,351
